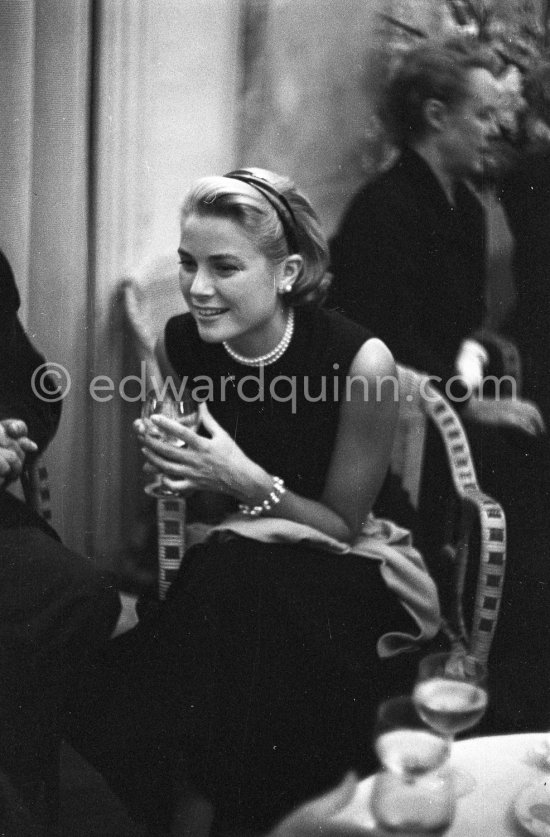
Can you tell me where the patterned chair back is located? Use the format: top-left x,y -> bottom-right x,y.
20,458 -> 53,524
120,254 -> 188,599
392,365 -> 506,666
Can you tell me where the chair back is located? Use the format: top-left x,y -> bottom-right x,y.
19,458 -> 53,524
120,253 -> 187,385
120,254 -> 189,599
392,365 -> 506,666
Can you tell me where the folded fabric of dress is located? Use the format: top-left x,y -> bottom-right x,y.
185,513 -> 441,658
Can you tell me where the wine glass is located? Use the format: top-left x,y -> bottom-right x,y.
371,696 -> 455,835
140,388 -> 199,496
413,650 -> 488,796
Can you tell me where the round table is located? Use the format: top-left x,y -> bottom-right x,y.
335,733 -> 550,835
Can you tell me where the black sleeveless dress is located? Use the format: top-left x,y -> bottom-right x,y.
68,306 -> 420,834
158,306 -> 418,828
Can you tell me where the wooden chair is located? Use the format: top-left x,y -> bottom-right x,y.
392,365 -> 506,666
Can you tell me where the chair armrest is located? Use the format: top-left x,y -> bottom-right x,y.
457,491 -> 506,663
423,381 -> 506,666
453,490 -> 506,667
156,496 -> 187,600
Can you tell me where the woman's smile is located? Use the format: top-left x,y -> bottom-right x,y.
192,306 -> 230,320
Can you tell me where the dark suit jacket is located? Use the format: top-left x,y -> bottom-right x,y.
0,250 -> 61,529
328,148 -> 487,388
0,250 -> 61,452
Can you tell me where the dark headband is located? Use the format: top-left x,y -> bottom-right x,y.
224,169 -> 300,253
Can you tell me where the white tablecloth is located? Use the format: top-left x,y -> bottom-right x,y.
336,733 -> 550,835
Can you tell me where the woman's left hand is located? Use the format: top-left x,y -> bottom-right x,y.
134,401 -> 256,498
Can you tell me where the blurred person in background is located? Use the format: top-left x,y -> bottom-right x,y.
329,38 -> 550,734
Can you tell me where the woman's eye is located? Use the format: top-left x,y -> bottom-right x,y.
178,259 -> 196,272
216,263 -> 239,275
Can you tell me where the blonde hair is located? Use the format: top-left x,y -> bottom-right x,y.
180,167 -> 331,307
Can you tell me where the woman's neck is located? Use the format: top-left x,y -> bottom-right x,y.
223,307 -> 294,367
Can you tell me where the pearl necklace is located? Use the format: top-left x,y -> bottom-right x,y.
223,308 -> 295,367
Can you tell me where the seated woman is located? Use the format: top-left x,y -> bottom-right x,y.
68,168 -> 440,836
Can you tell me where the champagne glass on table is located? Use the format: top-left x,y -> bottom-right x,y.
413,651 -> 488,797
371,696 -> 455,835
141,388 -> 199,496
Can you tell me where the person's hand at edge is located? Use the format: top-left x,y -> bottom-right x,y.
463,396 -> 546,436
0,419 -> 38,488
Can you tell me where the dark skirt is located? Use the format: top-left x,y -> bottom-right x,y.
67,536 -> 421,833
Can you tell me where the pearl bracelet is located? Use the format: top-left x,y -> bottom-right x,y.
238,476 -> 286,517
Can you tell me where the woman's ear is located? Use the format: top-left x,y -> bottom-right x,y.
423,98 -> 447,132
279,254 -> 303,293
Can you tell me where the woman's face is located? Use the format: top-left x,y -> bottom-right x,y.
178,213 -> 289,354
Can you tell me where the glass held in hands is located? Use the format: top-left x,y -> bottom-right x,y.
140,388 -> 199,497
371,696 -> 455,835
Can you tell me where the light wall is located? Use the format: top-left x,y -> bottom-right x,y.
240,0 -> 387,235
